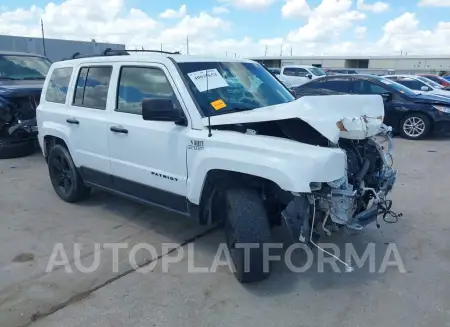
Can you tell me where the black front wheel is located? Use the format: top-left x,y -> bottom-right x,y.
48,144 -> 90,202
223,188 -> 272,283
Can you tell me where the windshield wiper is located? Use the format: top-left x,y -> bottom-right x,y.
224,107 -> 255,114
21,77 -> 46,80
0,77 -> 20,80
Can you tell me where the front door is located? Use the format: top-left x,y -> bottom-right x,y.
106,64 -> 190,214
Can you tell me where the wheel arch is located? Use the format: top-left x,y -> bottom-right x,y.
194,169 -> 290,225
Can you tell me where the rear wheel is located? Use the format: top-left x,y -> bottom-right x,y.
400,113 -> 431,140
0,137 -> 36,159
223,187 -> 272,283
48,144 -> 90,202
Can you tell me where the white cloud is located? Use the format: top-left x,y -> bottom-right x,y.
159,4 -> 187,19
0,0 -> 450,58
356,0 -> 389,13
281,0 -> 311,18
286,0 -> 365,43
354,26 -> 367,39
212,6 -> 229,14
219,0 -> 278,10
376,12 -> 450,54
418,0 -> 450,6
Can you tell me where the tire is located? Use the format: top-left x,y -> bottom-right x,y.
400,113 -> 431,140
0,137 -> 36,159
47,144 -> 90,202
223,188 -> 272,283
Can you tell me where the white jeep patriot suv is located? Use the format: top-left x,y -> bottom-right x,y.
37,49 -> 398,283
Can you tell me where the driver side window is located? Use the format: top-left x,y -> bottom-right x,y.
116,66 -> 180,115
353,80 -> 388,95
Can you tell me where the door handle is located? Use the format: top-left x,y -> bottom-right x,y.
110,126 -> 128,134
66,118 -> 79,125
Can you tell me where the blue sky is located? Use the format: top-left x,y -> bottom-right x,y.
0,0 -> 449,56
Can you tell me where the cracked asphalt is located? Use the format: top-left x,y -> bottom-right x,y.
1,137 -> 449,327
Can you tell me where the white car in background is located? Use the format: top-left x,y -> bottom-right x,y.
275,65 -> 327,87
383,75 -> 450,97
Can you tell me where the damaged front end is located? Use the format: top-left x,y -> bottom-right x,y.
0,94 -> 39,139
282,124 -> 399,244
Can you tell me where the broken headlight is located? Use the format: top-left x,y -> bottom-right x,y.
327,176 -> 347,189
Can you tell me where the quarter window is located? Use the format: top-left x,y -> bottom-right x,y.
73,66 -> 112,110
116,66 -> 178,115
45,67 -> 73,104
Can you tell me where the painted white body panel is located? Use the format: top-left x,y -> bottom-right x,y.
37,54 -> 387,209
185,129 -> 346,204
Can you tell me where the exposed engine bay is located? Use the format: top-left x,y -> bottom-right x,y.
280,124 -> 399,244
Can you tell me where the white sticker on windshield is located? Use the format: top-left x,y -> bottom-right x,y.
187,69 -> 228,92
381,79 -> 392,85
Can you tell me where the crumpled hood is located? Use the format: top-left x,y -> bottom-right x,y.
202,94 -> 385,144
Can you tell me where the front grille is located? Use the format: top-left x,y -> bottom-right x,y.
12,96 -> 40,120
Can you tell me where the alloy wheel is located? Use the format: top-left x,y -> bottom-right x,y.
403,116 -> 426,138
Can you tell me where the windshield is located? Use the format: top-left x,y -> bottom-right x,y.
0,55 -> 51,80
178,61 -> 295,116
375,76 -> 418,97
310,67 -> 326,76
416,76 -> 443,89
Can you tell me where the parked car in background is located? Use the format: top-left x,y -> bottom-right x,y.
297,74 -> 450,139
325,69 -> 358,75
275,65 -> 326,87
418,74 -> 450,88
267,67 -> 280,75
443,75 -> 450,82
0,51 -> 52,158
383,75 -> 450,97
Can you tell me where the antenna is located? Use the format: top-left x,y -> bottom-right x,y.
206,69 -> 212,137
41,19 -> 47,57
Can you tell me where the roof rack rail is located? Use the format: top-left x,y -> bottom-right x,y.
123,49 -> 181,55
63,48 -> 181,61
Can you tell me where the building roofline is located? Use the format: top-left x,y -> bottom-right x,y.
247,55 -> 450,60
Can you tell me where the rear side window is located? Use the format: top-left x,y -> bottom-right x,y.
73,66 -> 112,110
45,67 -> 73,104
320,78 -> 352,93
283,67 -> 307,76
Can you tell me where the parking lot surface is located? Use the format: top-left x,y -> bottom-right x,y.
1,138 -> 450,327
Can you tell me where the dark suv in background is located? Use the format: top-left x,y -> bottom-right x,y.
294,74 -> 450,139
0,51 -> 51,158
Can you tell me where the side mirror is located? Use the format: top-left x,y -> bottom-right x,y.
142,98 -> 184,123
381,92 -> 393,102
421,86 -> 430,91
306,74 -> 312,79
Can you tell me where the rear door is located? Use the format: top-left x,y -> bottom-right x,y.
66,65 -> 113,185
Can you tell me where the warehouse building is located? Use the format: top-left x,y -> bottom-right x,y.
0,34 -> 125,62
248,55 -> 450,75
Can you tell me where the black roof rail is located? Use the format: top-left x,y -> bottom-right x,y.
62,48 -> 181,61
123,49 -> 181,55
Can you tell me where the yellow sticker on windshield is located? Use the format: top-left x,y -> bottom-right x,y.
211,99 -> 227,110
